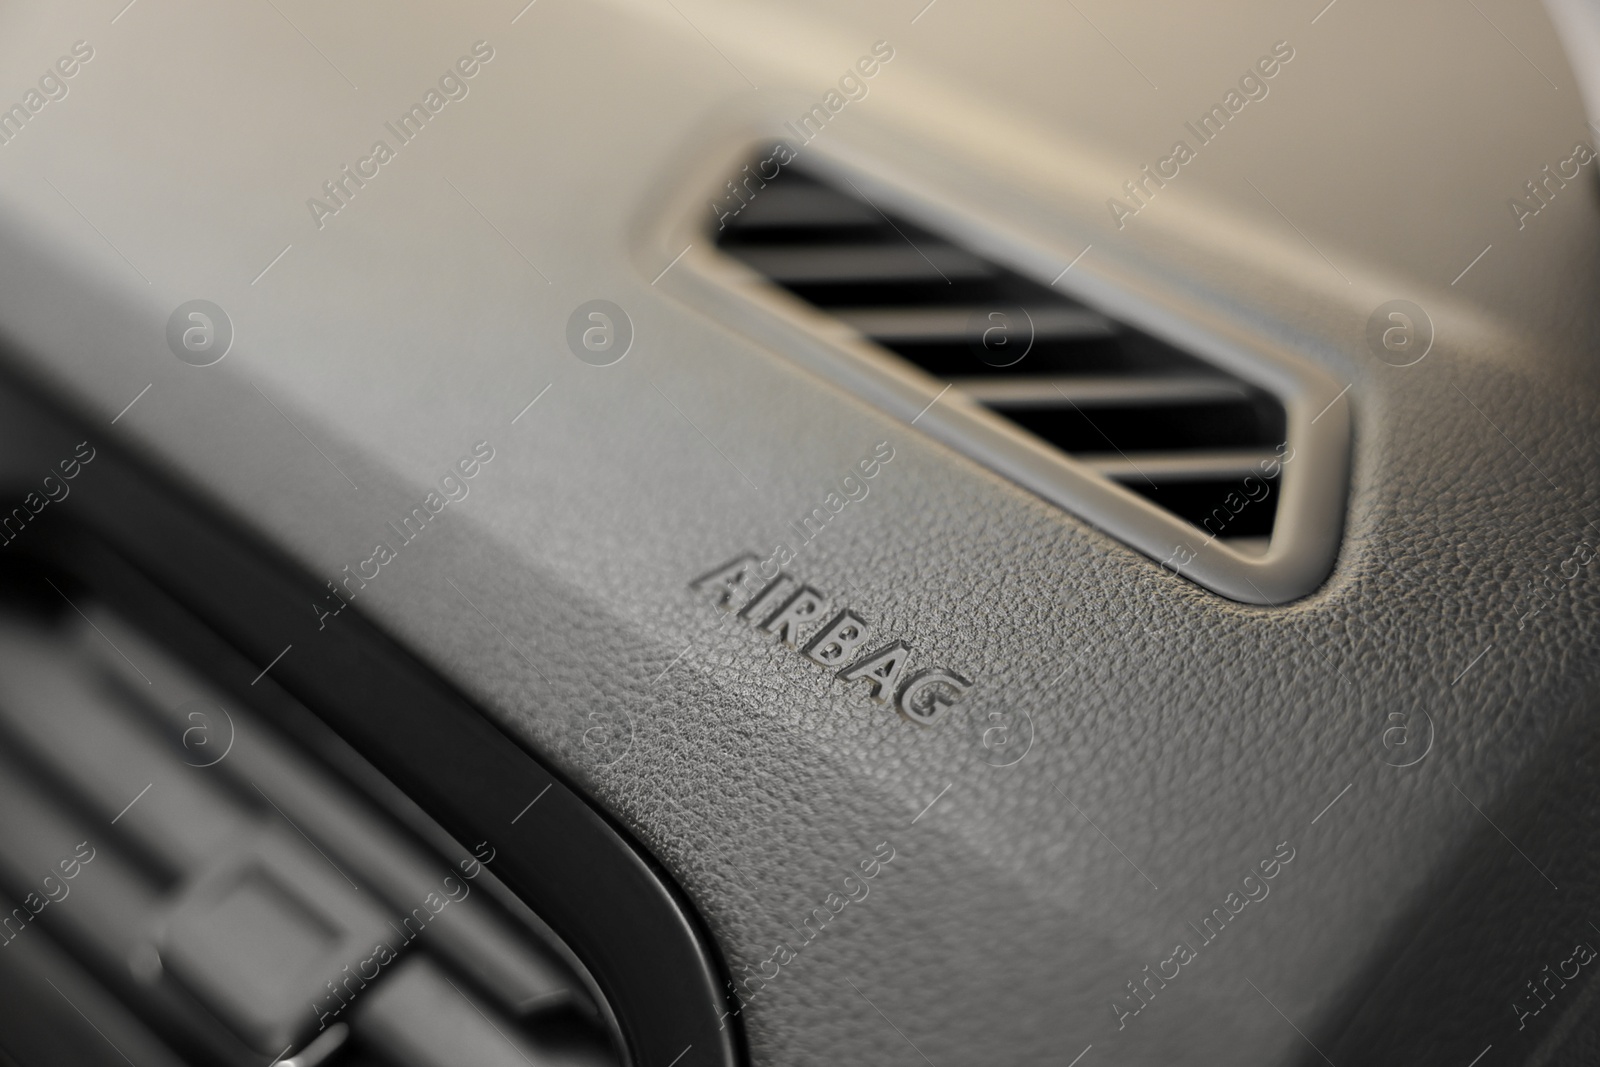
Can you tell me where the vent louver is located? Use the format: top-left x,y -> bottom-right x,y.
682,155 -> 1350,604
0,583 -> 622,1067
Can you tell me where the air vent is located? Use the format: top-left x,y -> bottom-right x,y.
669,151 -> 1350,603
0,574 -> 621,1067
0,377 -> 738,1067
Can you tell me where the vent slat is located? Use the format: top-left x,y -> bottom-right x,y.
1078,449 -> 1280,482
958,376 -> 1251,408
721,185 -> 879,228
835,306 -> 1114,342
729,243 -> 993,285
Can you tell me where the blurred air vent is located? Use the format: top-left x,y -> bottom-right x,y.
687,156 -> 1350,603
0,567 -> 620,1067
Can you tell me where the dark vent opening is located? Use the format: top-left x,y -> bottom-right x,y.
713,163 -> 1290,547
1119,475 -> 1282,540
995,399 -> 1284,454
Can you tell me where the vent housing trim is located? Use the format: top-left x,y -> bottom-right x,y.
653,144 -> 1351,604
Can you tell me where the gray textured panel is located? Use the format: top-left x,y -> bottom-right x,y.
0,1 -> 1596,1064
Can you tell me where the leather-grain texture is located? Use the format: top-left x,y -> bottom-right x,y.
0,1 -> 1596,1064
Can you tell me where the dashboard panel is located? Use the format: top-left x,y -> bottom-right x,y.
0,2 -> 1598,1065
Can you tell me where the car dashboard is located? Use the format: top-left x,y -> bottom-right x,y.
0,2 -> 1597,1066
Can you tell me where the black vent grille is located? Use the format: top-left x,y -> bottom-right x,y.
0,566 -> 622,1067
714,167 -> 1290,551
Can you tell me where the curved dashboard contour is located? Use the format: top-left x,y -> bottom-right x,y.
0,1 -> 1599,1066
